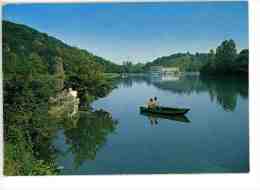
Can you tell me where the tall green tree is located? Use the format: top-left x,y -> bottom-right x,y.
215,39 -> 237,71
200,39 -> 248,75
28,53 -> 48,77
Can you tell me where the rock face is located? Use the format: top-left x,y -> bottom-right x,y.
48,57 -> 79,118
53,56 -> 65,92
48,89 -> 80,118
68,88 -> 78,98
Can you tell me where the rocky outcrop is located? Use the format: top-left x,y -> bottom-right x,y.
48,89 -> 80,118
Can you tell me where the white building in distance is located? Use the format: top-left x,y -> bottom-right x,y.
150,66 -> 180,75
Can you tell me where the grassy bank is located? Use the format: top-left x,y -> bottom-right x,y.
103,73 -> 121,80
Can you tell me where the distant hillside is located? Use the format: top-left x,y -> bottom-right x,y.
2,20 -> 122,74
144,40 -> 249,75
144,52 -> 209,72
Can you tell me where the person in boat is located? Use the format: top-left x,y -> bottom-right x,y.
153,96 -> 159,108
147,98 -> 154,109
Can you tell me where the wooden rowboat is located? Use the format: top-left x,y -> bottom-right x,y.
140,111 -> 190,123
140,106 -> 190,116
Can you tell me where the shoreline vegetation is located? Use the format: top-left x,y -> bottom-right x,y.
200,40 -> 248,76
3,20 -> 248,175
3,20 -> 116,175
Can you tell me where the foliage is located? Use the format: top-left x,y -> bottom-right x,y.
64,64 -> 111,107
3,75 -> 59,175
122,61 -> 145,73
200,39 -> 248,75
62,110 -> 118,169
3,20 -> 116,175
215,39 -> 237,65
144,52 -> 208,72
3,20 -> 121,74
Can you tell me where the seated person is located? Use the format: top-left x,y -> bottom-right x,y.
153,96 -> 159,107
147,98 -> 154,109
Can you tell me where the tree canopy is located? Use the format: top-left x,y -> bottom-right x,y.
200,39 -> 248,75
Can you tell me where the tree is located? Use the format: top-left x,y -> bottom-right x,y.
200,39 -> 247,75
122,61 -> 133,73
215,39 -> 237,70
236,49 -> 249,66
235,49 -> 249,74
208,49 -> 215,64
200,49 -> 216,74
28,53 -> 48,76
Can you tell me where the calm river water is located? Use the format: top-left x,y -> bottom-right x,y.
53,75 -> 249,174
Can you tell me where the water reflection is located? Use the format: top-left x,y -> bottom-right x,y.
120,75 -> 147,88
148,116 -> 158,127
59,109 -> 118,169
140,111 -> 190,125
119,74 -> 248,112
201,77 -> 248,111
52,74 -> 248,174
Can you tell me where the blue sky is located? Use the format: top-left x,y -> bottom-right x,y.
3,2 -> 248,64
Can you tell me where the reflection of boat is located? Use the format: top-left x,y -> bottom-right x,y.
140,111 -> 190,123
140,106 -> 190,115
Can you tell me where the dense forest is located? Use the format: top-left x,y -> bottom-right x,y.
2,20 -> 119,175
3,21 -> 122,74
200,39 -> 248,76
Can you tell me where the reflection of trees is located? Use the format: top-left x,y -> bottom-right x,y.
120,76 -> 148,88
62,110 -> 118,169
117,75 -> 248,112
121,77 -> 133,88
123,75 -> 248,112
201,77 -> 248,111
154,75 -> 248,111
153,75 -> 206,95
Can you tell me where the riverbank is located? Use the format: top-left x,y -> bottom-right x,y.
103,73 -> 121,80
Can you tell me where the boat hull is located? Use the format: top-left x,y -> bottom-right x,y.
140,111 -> 190,123
140,106 -> 190,116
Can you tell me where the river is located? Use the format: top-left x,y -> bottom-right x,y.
52,75 -> 249,174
